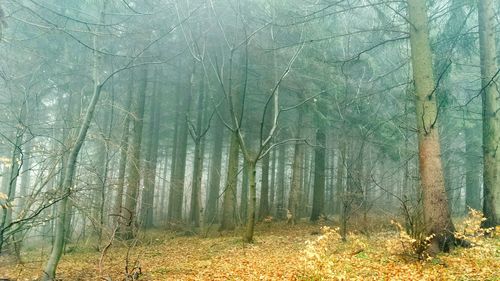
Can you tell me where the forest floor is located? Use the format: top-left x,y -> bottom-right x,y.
1,217 -> 499,281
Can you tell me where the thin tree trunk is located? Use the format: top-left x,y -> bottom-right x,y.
158,148 -> 169,224
41,78 -> 105,281
244,160 -> 257,242
288,111 -> 304,224
311,129 -> 326,221
112,89 -> 133,227
121,69 -> 148,239
464,119 -> 481,211
258,152 -> 270,220
269,147 -> 276,214
206,116 -> 224,224
141,82 -> 161,229
275,143 -> 286,219
168,68 -> 192,223
240,158 -> 249,224
219,132 -> 239,231
190,72 -> 205,227
0,117 -> 23,253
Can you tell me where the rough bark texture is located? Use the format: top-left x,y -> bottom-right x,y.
407,0 -> 456,254
311,129 -> 326,221
478,0 -> 500,227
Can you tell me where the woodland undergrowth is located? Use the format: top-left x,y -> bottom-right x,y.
0,212 -> 498,281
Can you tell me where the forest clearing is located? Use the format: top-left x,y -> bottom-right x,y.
1,217 -> 499,280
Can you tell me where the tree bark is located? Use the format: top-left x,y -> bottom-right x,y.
141,82 -> 161,229
288,111 -> 304,224
167,68 -> 192,223
258,152 -> 270,220
275,143 -> 286,219
41,82 -> 105,281
478,0 -> 500,227
311,129 -> 326,221
206,115 -> 224,224
464,119 -> 481,211
190,70 -> 205,227
244,160 -> 257,242
219,131 -> 239,231
121,70 -> 148,239
407,0 -> 455,254
112,89 -> 133,228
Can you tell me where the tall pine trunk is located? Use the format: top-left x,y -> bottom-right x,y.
407,0 -> 455,254
190,70 -> 205,228
244,159 -> 257,242
311,129 -> 326,221
288,111 -> 304,224
205,116 -> 224,224
219,132 -> 239,231
112,89 -> 133,227
121,70 -> 147,239
275,143 -> 286,219
141,83 -> 161,229
478,0 -> 500,227
167,67 -> 192,223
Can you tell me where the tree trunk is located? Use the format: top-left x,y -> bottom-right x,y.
407,0 -> 455,254
269,148 -> 277,214
258,152 -> 270,220
478,0 -> 500,227
311,129 -> 326,221
41,80 -> 105,281
190,72 -> 205,228
141,83 -> 161,229
275,143 -> 286,219
121,70 -> 148,239
335,142 -> 346,216
244,160 -> 257,242
464,119 -> 481,211
0,117 -> 23,254
112,89 -> 133,228
240,158 -> 249,224
168,69 -> 192,223
288,111 -> 304,224
158,148 -> 169,224
206,116 -> 224,224
92,106 -> 110,248
219,132 -> 239,231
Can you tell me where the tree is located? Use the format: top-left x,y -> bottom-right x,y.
310,128 -> 326,221
407,0 -> 456,254
140,74 -> 161,229
121,69 -> 148,239
477,0 -> 500,227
